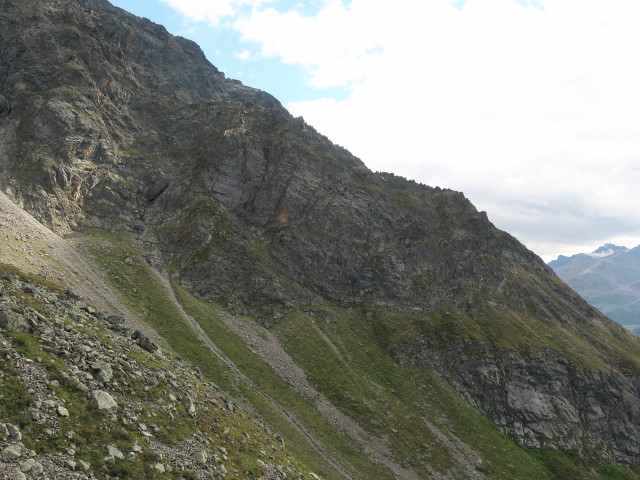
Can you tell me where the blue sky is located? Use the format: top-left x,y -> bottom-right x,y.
108,0 -> 640,261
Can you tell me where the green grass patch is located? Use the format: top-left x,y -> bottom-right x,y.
0,350 -> 33,431
82,230 -> 238,390
81,230 -> 359,479
73,229 -> 640,479
174,286 -> 393,480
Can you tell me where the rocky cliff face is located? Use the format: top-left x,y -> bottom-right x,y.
392,337 -> 640,464
0,0 -> 543,311
3,0 -> 640,478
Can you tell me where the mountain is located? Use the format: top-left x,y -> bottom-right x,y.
2,0 -> 640,478
592,244 -> 630,257
549,244 -> 640,331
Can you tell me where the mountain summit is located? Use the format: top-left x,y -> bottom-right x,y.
591,243 -> 630,257
2,0 -> 640,478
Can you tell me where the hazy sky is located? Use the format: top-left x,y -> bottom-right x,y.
109,0 -> 640,261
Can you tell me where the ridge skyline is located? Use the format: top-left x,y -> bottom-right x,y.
109,0 -> 640,263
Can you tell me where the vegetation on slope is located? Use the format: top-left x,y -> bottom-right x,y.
75,229 -> 640,479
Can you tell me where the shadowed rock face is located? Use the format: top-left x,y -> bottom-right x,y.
4,0 -> 640,470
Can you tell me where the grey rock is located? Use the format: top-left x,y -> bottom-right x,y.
0,310 -> 30,333
132,330 -> 158,353
0,92 -> 10,117
89,390 -> 118,412
193,450 -> 208,464
19,458 -> 35,472
107,445 -> 125,460
106,315 -> 126,326
5,423 -> 21,441
9,469 -> 27,480
394,337 -> 640,464
61,374 -> 89,392
57,405 -> 70,417
32,461 -> 45,475
91,361 -> 113,382
2,444 -> 22,460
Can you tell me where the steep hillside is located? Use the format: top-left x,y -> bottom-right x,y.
2,0 -> 640,479
550,245 -> 640,330
0,262 -> 316,480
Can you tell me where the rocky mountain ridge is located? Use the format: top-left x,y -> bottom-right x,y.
549,244 -> 640,330
2,0 -> 640,478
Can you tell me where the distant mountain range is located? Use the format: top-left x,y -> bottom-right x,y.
549,244 -> 640,332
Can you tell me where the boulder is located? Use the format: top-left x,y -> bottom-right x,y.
2,445 -> 22,460
9,469 -> 27,480
132,330 -> 158,353
30,462 -> 44,476
89,390 -> 118,412
91,361 -> 113,382
19,458 -> 36,472
0,310 -> 30,333
193,450 -> 208,464
106,445 -> 124,460
5,423 -> 21,441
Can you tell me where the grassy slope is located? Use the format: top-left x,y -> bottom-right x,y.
270,308 -> 640,479
82,229 -> 390,480
81,230 -> 640,479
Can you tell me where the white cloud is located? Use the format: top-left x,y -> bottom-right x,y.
235,0 -> 387,88
158,0 -> 266,26
235,48 -> 252,60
